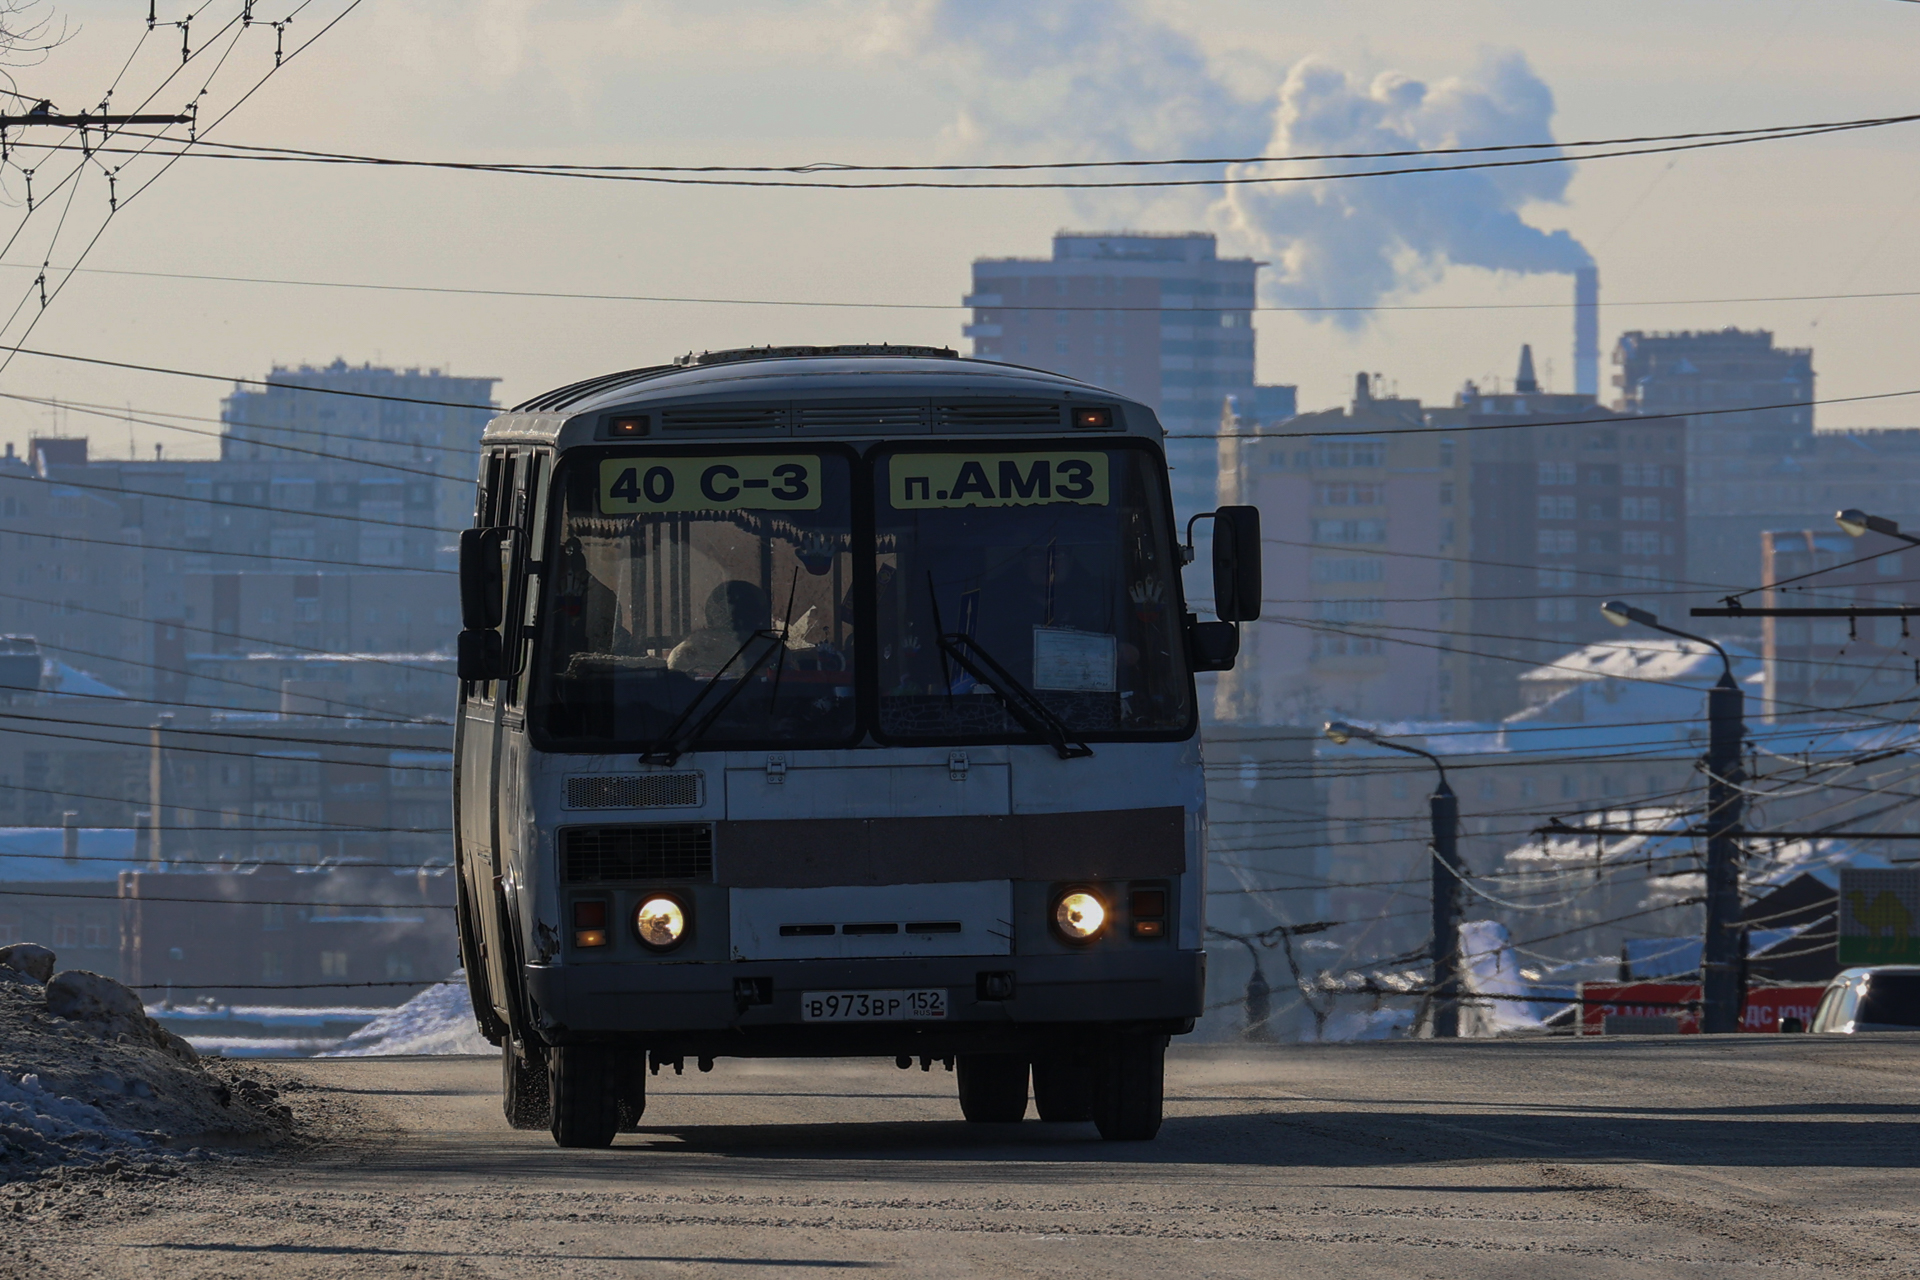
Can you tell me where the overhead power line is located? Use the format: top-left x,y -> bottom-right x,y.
66,108 -> 1920,190
13,260 -> 1920,316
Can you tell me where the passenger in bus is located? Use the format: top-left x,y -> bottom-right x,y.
668,580 -> 776,675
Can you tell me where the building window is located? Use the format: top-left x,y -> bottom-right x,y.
320,951 -> 350,978
1439,483 -> 1454,506
1312,558 -> 1384,583
1312,519 -> 1387,544
1313,483 -> 1383,506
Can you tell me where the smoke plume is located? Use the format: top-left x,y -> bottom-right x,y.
1214,51 -> 1591,326
888,4 -> 1590,323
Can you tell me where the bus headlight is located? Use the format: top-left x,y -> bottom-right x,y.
1051,888 -> 1108,944
634,894 -> 689,951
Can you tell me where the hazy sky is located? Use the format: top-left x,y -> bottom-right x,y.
2,0 -> 1917,462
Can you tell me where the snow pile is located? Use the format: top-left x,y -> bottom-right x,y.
0,1071 -> 158,1165
0,943 -> 294,1175
321,973 -> 494,1056
1459,920 -> 1548,1036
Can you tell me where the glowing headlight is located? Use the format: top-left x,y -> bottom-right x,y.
1052,890 -> 1108,943
634,895 -> 688,950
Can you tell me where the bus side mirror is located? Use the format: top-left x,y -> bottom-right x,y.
1211,505 -> 1262,622
1187,617 -> 1239,672
457,628 -> 505,682
460,527 -> 509,629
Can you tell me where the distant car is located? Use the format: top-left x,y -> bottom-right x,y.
1809,966 -> 1920,1033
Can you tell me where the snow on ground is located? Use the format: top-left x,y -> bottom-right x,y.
1,944 -> 294,1177
321,973 -> 495,1056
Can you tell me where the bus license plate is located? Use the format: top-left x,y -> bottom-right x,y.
801,989 -> 948,1021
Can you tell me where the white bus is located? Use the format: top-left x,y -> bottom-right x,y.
453,345 -> 1259,1147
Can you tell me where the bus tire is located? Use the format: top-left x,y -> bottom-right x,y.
1031,1055 -> 1093,1122
549,1046 -> 621,1148
502,1040 -> 549,1129
955,1054 -> 1029,1123
1091,1034 -> 1166,1141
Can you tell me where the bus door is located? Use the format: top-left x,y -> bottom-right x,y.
460,447 -> 525,1027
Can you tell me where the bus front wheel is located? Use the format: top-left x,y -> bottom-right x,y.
955,1054 -> 1029,1123
1091,1035 -> 1166,1141
549,1046 -> 622,1148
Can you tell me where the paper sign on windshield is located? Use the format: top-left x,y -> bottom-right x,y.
1033,627 -> 1117,692
599,456 -> 821,514
889,453 -> 1108,510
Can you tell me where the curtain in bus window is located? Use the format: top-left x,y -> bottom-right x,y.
872,445 -> 1191,741
533,451 -> 857,747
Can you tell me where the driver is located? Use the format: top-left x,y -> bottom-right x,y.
668,580 -> 776,675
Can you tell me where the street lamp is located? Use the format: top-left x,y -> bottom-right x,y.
1322,720 -> 1465,1039
1836,508 -> 1920,547
1597,601 -> 1747,1034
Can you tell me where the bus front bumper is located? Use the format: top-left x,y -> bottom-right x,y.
523,949 -> 1204,1053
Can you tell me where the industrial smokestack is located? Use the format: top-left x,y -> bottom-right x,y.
1574,266 -> 1599,398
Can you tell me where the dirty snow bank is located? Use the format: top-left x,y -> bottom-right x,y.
321,972 -> 494,1056
0,943 -> 294,1178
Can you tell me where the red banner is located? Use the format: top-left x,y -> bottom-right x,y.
1576,982 -> 1827,1034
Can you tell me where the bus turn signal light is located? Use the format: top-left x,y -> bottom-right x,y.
1130,887 -> 1167,939
1072,407 -> 1113,429
573,900 -> 609,948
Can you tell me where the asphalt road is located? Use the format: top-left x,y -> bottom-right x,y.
11,1034 -> 1920,1278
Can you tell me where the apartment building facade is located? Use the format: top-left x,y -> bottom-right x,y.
1213,373 -> 1468,723
966,231 -> 1268,518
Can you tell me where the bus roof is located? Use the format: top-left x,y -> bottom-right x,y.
480,347 -> 1162,449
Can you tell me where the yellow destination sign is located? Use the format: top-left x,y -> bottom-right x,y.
598,456 -> 822,514
888,453 -> 1109,510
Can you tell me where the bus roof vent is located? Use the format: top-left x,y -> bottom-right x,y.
934,401 -> 1067,431
673,344 -> 958,368
794,403 -> 930,434
659,405 -> 790,433
566,773 -> 704,810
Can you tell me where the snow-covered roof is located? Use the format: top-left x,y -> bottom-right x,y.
1516,636 -> 1758,687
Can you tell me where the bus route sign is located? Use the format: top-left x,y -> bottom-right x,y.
889,453 -> 1108,509
599,455 -> 821,514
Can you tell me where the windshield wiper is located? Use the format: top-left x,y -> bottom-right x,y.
639,630 -> 784,766
927,577 -> 1091,761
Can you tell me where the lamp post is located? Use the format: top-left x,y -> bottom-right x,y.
1835,508 -> 1920,546
1599,601 -> 1746,1033
1324,720 -> 1464,1038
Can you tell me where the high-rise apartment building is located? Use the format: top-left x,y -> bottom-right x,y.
1213,373 -> 1468,723
1441,349 -> 1687,720
966,231 -> 1263,517
1614,329 -> 1813,593
1760,527 -> 1916,720
222,360 -> 499,540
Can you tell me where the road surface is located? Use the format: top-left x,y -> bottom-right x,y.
8,1034 -> 1920,1278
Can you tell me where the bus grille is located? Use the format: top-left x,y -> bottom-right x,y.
565,773 -> 703,809
562,825 -> 713,883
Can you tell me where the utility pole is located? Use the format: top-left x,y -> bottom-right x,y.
1429,773 -> 1463,1039
1601,602 -> 1746,1033
148,714 -> 172,869
1325,721 -> 1465,1038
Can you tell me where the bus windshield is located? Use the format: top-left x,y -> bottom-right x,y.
533,449 -> 858,748
872,444 -> 1192,742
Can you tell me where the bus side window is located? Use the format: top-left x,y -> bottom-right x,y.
507,452 -> 549,708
